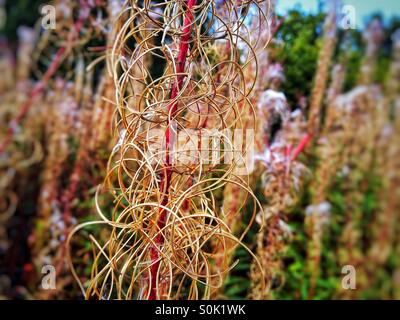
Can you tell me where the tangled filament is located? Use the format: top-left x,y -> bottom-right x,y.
68,0 -> 270,300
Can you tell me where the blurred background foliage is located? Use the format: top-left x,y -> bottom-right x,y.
1,0 -> 400,300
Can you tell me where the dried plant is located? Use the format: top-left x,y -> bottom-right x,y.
1,0 -> 400,301
68,0 -> 270,300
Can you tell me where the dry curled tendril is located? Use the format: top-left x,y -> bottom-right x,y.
68,0 -> 271,300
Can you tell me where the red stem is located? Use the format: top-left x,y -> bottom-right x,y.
291,133 -> 312,162
148,0 -> 197,300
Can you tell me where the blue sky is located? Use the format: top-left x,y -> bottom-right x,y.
276,0 -> 400,27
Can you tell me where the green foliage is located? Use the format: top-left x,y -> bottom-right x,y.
1,0 -> 46,42
273,10 -> 325,107
272,191 -> 311,300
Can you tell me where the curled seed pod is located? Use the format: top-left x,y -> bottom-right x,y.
69,0 -> 269,300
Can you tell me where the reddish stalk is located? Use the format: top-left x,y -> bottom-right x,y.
148,0 -> 197,300
291,133 -> 312,162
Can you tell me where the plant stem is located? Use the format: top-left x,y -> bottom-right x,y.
148,0 -> 197,300
291,133 -> 312,162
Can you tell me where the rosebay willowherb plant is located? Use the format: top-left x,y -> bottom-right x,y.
304,4 -> 339,296
0,0 -> 121,298
2,0 -> 400,300
68,0 -> 270,300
